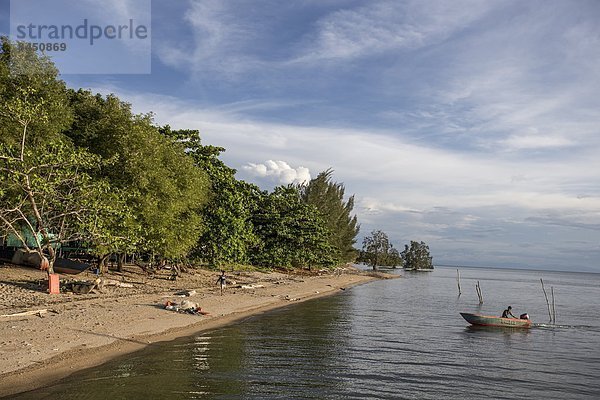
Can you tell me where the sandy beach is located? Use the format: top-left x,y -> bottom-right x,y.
0,263 -> 386,397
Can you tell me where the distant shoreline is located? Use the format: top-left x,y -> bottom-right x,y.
0,267 -> 387,398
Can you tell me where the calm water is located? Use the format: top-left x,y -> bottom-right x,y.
11,267 -> 600,399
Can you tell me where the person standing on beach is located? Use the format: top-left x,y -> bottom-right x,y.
216,270 -> 227,295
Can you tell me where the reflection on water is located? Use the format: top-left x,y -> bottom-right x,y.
465,325 -> 532,335
9,267 -> 600,399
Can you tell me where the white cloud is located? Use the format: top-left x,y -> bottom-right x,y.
88,86 -> 599,203
244,160 -> 311,185
154,0 -> 500,76
501,134 -> 574,150
419,4 -> 600,153
293,0 -> 499,62
154,0 -> 265,79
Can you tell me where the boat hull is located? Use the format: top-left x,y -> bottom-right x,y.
460,312 -> 532,328
1,247 -> 91,275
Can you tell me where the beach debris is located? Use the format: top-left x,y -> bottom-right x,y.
67,278 -> 134,294
239,284 -> 264,289
97,278 -> 134,288
174,289 -> 196,297
163,300 -> 210,315
0,309 -> 50,318
71,281 -> 96,294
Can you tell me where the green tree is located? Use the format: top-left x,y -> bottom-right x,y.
159,126 -> 259,268
401,241 -> 434,270
299,169 -> 360,263
64,92 -> 211,262
360,230 -> 402,270
0,40 -> 114,273
0,38 -> 72,149
0,139 -> 122,273
251,186 -> 335,270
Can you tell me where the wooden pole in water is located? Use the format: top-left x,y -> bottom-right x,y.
551,286 -> 556,322
457,269 -> 462,296
476,281 -> 483,304
541,278 -> 552,322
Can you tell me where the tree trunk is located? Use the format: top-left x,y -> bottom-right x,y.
46,245 -> 56,275
97,254 -> 110,274
117,253 -> 125,272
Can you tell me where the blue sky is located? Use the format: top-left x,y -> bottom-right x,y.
2,0 -> 600,271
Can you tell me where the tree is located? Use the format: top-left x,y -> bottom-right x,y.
0,39 -> 115,273
0,140 -> 122,273
360,230 -> 402,270
380,247 -> 403,268
159,126 -> 259,268
64,93 -> 211,263
0,38 -> 72,149
299,169 -> 360,263
250,186 -> 335,270
401,241 -> 434,270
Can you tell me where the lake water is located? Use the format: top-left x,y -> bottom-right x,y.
10,267 -> 600,399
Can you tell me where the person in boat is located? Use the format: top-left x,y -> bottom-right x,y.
501,306 -> 516,318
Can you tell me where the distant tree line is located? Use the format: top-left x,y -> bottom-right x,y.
358,230 -> 433,271
0,38 -> 360,274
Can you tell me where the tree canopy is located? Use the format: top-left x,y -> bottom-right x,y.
64,89 -> 211,261
0,40 -> 120,271
359,230 -> 403,270
401,241 -> 434,270
251,186 -> 335,270
158,126 -> 259,267
299,169 -> 360,263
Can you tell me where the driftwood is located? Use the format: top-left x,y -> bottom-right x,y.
72,282 -> 96,294
174,289 -> 196,297
99,278 -> 134,288
0,309 -> 50,318
239,284 -> 265,289
71,278 -> 134,294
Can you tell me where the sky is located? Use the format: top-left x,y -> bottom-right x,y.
2,0 -> 599,272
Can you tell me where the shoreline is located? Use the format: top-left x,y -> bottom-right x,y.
0,267 -> 389,397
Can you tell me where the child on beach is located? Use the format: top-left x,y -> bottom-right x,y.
216,270 -> 227,295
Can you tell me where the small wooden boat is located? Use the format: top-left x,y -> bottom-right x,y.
53,258 -> 92,275
460,312 -> 532,328
2,247 -> 92,275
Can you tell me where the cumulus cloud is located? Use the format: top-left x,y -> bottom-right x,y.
243,160 -> 311,185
